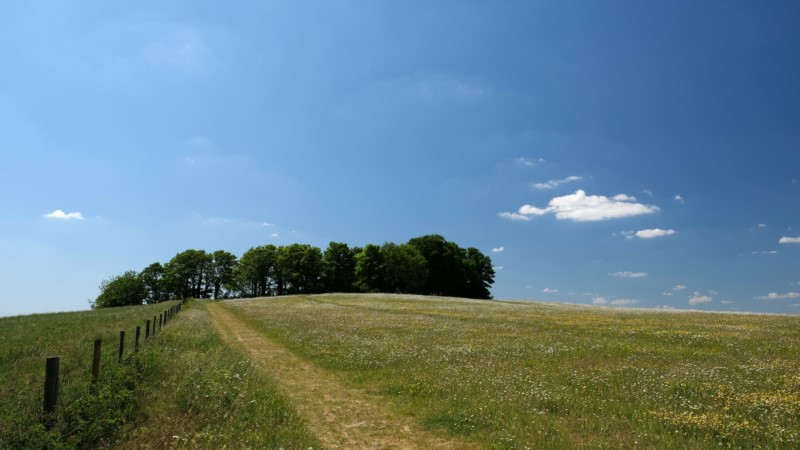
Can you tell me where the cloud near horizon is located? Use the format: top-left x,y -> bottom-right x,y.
500,190 -> 659,222
43,210 -> 84,220
689,292 -> 713,305
755,292 -> 800,300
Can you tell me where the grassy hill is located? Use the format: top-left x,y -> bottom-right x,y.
2,294 -> 799,448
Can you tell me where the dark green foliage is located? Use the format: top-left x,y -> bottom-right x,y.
140,262 -> 165,304
322,242 -> 357,292
277,244 -> 323,295
94,271 -> 148,308
355,244 -> 385,292
236,245 -> 278,297
97,235 -> 494,304
209,250 -> 238,299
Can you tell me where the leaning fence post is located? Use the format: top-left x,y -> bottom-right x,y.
43,356 -> 60,428
135,326 -> 141,352
118,330 -> 125,363
91,339 -> 101,386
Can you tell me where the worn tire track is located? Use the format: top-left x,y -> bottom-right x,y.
207,302 -> 477,450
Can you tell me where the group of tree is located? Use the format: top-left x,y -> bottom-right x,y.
93,235 -> 494,308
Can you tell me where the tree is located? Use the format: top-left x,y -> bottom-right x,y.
140,262 -> 165,304
355,244 -> 385,292
236,245 -> 278,297
462,247 -> 495,299
209,250 -> 238,299
322,242 -> 357,292
381,243 -> 428,293
277,244 -> 323,294
94,271 -> 148,308
407,235 -> 466,297
163,249 -> 211,299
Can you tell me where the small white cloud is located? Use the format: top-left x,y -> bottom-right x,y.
533,176 -> 582,190
634,228 -> 676,239
592,297 -> 608,305
270,233 -> 279,238
720,300 -> 733,305
757,223 -> 767,229
500,190 -> 659,222
779,236 -> 800,244
491,246 -> 505,253
689,292 -> 713,305
674,195 -> 684,203
611,271 -> 648,278
673,285 -> 687,291
498,212 -> 532,221
44,210 -> 84,220
514,157 -> 544,168
542,288 -> 559,293
493,266 -> 504,271
611,299 -> 639,306
662,291 -> 673,296
641,189 -> 654,197
755,292 -> 800,300
752,250 -> 778,255
261,222 -> 275,227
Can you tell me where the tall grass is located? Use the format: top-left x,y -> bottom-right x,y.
225,294 -> 800,449
0,301 -> 318,449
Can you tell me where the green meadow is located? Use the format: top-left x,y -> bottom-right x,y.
2,294 -> 799,449
224,294 -> 800,449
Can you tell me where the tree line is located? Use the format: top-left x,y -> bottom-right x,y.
93,235 -> 495,308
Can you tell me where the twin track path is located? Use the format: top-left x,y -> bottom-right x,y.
207,302 -> 476,450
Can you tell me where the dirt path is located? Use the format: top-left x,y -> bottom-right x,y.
207,302 -> 477,450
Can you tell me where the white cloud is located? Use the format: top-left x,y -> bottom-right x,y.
720,300 -> 733,305
779,236 -> 800,244
500,190 -> 659,222
641,189 -> 654,197
674,195 -> 684,203
662,291 -> 673,296
752,250 -> 778,255
491,246 -> 505,253
533,176 -> 582,190
755,292 -> 800,301
611,271 -> 648,278
514,157 -> 545,168
43,210 -> 84,220
611,299 -> 640,306
634,228 -> 676,239
757,223 -> 767,228
261,222 -> 275,227
542,288 -> 559,293
689,292 -> 713,305
270,233 -> 279,238
673,285 -> 687,291
592,297 -> 608,305
493,266 -> 504,271
498,212 -> 531,221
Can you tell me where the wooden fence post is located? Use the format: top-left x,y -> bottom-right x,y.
91,339 -> 101,386
43,356 -> 59,428
159,313 -> 163,329
135,326 -> 141,352
153,316 -> 157,335
118,330 -> 125,363
145,320 -> 150,339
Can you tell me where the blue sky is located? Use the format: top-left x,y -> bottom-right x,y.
1,1 -> 798,317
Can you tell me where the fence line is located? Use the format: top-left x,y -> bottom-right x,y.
41,302 -> 183,424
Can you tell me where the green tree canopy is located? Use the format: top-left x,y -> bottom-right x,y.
140,262 -> 165,304
322,241 -> 357,292
94,270 -> 148,308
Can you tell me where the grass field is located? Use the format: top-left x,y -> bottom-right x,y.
222,294 -> 800,449
2,294 -> 798,449
0,301 -> 318,449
